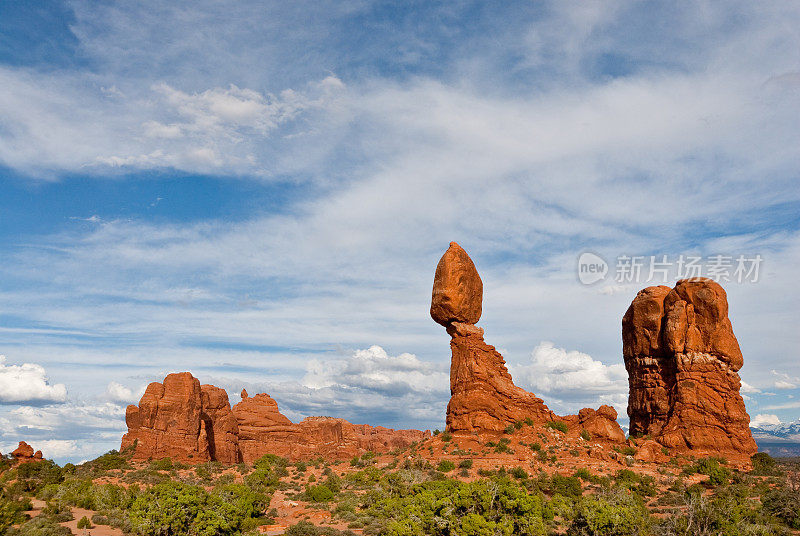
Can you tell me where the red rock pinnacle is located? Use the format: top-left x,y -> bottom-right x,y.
623,278 -> 756,456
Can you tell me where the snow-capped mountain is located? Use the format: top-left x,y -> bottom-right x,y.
750,419 -> 800,441
750,419 -> 800,456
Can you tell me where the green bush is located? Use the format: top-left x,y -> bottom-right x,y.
436,460 -> 456,473
750,453 -> 779,476
364,477 -> 549,536
0,488 -> 31,532
510,467 -> 528,480
128,480 -> 265,535
762,484 -> 800,529
458,459 -> 473,469
581,430 -> 592,441
5,515 -> 72,536
77,516 -> 92,529
305,484 -> 335,503
440,432 -> 452,442
546,420 -> 568,434
687,457 -> 731,486
568,489 -> 651,535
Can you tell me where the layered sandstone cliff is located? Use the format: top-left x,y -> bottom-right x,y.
122,373 -> 428,463
623,278 -> 756,456
432,242 -> 624,441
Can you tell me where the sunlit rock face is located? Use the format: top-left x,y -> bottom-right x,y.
431,242 -> 624,442
122,372 -> 427,463
623,278 -> 756,456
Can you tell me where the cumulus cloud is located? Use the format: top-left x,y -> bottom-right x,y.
0,439 -> 80,459
513,342 -> 628,415
0,355 -> 67,404
750,413 -> 781,428
303,345 -> 448,396
103,382 -> 144,405
204,346 -> 451,429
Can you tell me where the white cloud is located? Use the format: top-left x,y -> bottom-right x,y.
303,345 -> 448,396
0,439 -> 79,459
750,413 -> 781,428
0,355 -> 67,404
103,382 -> 144,405
512,342 -> 628,415
740,381 -> 761,394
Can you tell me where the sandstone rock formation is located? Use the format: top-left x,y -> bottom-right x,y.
623,278 -> 756,456
10,441 -> 42,462
431,242 -> 483,326
122,373 -> 428,463
122,372 -> 241,463
563,406 -> 627,443
432,242 -> 625,441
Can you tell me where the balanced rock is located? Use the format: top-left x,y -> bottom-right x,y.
623,278 -> 756,456
430,242 -> 483,326
431,242 -> 624,441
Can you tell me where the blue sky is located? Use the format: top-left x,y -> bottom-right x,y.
0,1 -> 798,463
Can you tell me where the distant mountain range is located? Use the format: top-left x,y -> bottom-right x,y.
751,420 -> 800,457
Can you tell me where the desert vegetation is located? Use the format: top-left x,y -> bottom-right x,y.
1,447 -> 799,536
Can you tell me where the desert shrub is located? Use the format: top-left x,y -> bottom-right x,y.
15,460 -> 64,493
504,425 -> 515,434
657,487 -> 779,536
581,430 -> 592,441
546,420 -> 568,434
494,438 -> 513,454
510,467 -> 529,480
545,474 -> 583,500
0,487 -> 31,531
243,466 -> 281,492
436,460 -> 456,473
567,489 -> 651,535
285,520 -> 356,535
77,516 -> 92,529
40,502 -> 73,522
762,484 -> 800,529
305,484 -> 335,503
91,513 -> 110,525
324,471 -> 342,493
4,515 -> 72,536
750,453 -> 780,476
459,459 -> 473,469
574,468 -> 595,482
364,477 -> 549,536
530,442 -> 542,452
686,457 -> 731,486
440,432 -> 452,442
128,480 -> 264,535
86,450 -> 130,472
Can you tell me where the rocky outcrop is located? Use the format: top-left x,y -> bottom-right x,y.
432,242 -> 625,441
10,441 -> 42,462
232,393 -> 428,462
623,278 -> 756,456
564,406 -> 627,443
123,373 -> 428,464
121,372 -> 240,463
